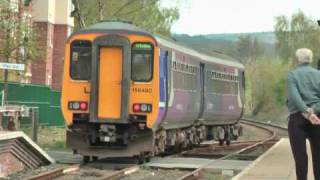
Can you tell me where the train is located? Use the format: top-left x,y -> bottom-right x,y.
61,21 -> 245,162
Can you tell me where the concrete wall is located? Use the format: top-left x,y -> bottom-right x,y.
54,0 -> 74,26
32,0 -> 73,26
32,0 -> 56,24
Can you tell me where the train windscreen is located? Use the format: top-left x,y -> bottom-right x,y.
70,40 -> 92,80
131,43 -> 153,82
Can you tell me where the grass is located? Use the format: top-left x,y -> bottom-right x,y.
21,126 -> 67,150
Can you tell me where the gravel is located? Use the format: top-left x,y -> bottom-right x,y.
8,164 -> 66,180
123,167 -> 190,180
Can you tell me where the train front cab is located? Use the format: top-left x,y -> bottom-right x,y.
61,32 -> 160,159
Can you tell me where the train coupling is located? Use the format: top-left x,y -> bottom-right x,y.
99,124 -> 117,143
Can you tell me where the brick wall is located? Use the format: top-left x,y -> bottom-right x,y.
31,23 -> 70,89
31,22 -> 54,85
52,25 -> 70,90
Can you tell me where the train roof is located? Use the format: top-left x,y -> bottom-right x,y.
77,21 -> 244,69
155,35 -> 244,69
77,21 -> 154,37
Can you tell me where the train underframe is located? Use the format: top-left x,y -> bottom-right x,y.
67,121 -> 243,163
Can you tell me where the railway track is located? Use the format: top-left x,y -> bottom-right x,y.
26,165 -> 80,180
176,118 -> 287,180
25,118 -> 287,180
240,118 -> 288,138
26,164 -> 139,180
180,118 -> 287,160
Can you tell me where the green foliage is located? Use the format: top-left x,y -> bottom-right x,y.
0,0 -> 42,73
236,35 -> 264,63
24,0 -> 32,6
245,59 -> 291,117
275,11 -> 320,63
0,0 -> 42,103
22,126 -> 66,150
72,0 -> 179,36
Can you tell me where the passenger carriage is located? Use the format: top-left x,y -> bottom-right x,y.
61,21 -> 245,162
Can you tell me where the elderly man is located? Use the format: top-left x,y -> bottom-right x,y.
287,48 -> 320,180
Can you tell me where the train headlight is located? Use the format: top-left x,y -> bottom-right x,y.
140,104 -> 148,112
73,102 -> 80,109
133,103 -> 152,113
68,101 -> 88,111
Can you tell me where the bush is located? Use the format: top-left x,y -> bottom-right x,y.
245,59 -> 292,123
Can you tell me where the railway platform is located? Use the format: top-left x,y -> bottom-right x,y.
232,138 -> 314,180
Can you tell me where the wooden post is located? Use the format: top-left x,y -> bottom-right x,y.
0,114 -> 3,131
31,108 -> 38,142
14,112 -> 20,130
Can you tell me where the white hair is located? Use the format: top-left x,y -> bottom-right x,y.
295,48 -> 313,64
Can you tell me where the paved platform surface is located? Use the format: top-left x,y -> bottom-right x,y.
145,157 -> 251,172
47,150 -> 82,164
232,138 -> 314,180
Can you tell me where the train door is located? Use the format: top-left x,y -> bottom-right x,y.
198,63 -> 205,118
98,47 -> 123,119
90,35 -> 130,123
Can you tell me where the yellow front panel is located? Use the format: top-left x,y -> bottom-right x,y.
98,47 -> 123,119
126,35 -> 159,128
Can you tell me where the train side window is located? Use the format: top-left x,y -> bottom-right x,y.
70,40 -> 92,80
131,42 -> 154,82
173,61 -> 177,70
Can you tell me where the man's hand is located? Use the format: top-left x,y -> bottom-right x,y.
308,114 -> 320,125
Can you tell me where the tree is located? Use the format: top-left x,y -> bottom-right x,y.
0,0 -> 41,104
72,0 -> 180,36
274,11 -> 320,63
252,37 -> 264,62
236,35 -> 264,64
245,59 -> 291,118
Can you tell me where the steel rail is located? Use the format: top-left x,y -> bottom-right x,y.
178,119 -> 277,180
26,168 -> 64,180
240,118 -> 288,131
97,165 -> 139,180
26,164 -> 80,180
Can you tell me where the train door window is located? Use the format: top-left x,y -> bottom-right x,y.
70,40 -> 92,80
241,71 -> 245,89
131,42 -> 154,82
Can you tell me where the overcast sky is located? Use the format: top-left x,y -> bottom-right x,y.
162,0 -> 320,35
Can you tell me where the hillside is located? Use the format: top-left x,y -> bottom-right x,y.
172,32 -> 277,59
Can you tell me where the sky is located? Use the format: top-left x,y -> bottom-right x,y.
161,0 -> 320,35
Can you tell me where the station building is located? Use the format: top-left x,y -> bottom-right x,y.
2,0 -> 74,90
30,0 -> 74,90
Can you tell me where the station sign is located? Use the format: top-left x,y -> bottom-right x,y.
0,63 -> 25,71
